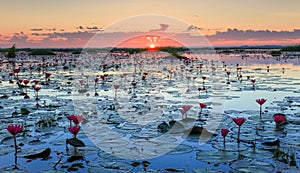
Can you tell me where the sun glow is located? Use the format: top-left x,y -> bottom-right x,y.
149,44 -> 156,49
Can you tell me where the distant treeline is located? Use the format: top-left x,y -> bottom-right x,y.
281,45 -> 300,51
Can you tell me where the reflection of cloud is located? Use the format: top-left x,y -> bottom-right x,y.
149,24 -> 169,32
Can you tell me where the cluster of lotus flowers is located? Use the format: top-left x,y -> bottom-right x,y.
66,115 -> 83,138
220,98 -> 287,143
178,97 -> 287,144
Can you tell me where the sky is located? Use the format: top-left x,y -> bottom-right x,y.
1,0 -> 300,48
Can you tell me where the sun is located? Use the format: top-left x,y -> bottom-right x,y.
149,44 -> 156,49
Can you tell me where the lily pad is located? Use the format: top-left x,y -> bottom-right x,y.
196,150 -> 238,164
230,159 -> 275,173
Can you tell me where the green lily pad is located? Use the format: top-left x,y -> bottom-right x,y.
196,150 -> 238,164
230,159 -> 275,173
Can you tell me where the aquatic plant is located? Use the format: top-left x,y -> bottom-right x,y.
45,72 -> 51,81
180,105 -> 192,119
7,125 -> 23,155
221,128 -> 230,144
226,71 -> 231,84
68,126 -> 81,138
199,103 -> 207,117
232,117 -> 246,143
256,98 -> 267,118
273,114 -> 286,127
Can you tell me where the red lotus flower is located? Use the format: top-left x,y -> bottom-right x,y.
34,86 -> 41,92
131,81 -> 137,86
72,115 -> 83,125
179,109 -> 186,115
251,79 -> 256,83
94,77 -> 99,83
23,80 -> 29,85
221,128 -> 229,137
79,79 -> 84,84
114,84 -> 120,90
182,105 -> 192,112
232,117 -> 246,143
273,114 -> 286,125
45,72 -> 51,78
68,126 -> 81,137
226,71 -> 231,76
232,117 -> 246,126
199,103 -> 207,109
7,125 -> 23,136
256,98 -> 267,118
66,115 -> 76,121
7,124 -> 24,155
33,80 -> 39,85
256,98 -> 267,105
202,76 -> 206,80
13,69 -> 20,74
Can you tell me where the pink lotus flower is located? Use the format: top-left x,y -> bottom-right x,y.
256,98 -> 267,118
7,124 -> 23,155
74,116 -> 83,125
34,86 -> 41,92
256,98 -> 267,105
199,103 -> 207,109
221,128 -> 229,137
232,117 -> 246,126
221,128 -> 230,144
114,84 -> 120,90
232,117 -> 246,142
13,69 -> 20,74
7,125 -> 23,136
182,105 -> 192,112
68,126 -> 81,138
66,115 -> 75,126
199,103 -> 207,117
273,114 -> 286,125
180,105 -> 192,119
23,80 -> 29,85
131,81 -> 137,87
45,72 -> 51,79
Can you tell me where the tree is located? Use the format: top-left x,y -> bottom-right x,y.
7,44 -> 16,58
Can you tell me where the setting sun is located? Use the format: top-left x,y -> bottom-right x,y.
149,44 -> 156,49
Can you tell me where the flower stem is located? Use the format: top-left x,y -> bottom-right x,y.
259,105 -> 262,118
13,135 -> 17,155
237,126 -> 240,143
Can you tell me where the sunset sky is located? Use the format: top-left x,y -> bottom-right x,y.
1,0 -> 300,48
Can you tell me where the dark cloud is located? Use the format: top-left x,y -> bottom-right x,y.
45,28 -> 56,31
149,24 -> 169,32
185,25 -> 203,32
87,26 -> 99,30
208,28 -> 300,41
2,28 -> 300,48
31,28 -> 43,31
77,26 -> 84,30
